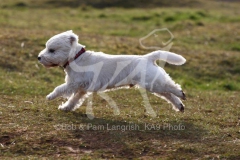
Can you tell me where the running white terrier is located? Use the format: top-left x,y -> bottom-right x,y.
38,31 -> 186,112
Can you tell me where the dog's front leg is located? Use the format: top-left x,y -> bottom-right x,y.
46,83 -> 68,100
58,90 -> 88,111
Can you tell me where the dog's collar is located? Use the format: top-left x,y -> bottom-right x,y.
63,47 -> 86,68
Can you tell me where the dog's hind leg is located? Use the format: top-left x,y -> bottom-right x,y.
58,90 -> 88,111
148,75 -> 186,100
144,67 -> 186,100
155,92 -> 185,112
164,83 -> 186,100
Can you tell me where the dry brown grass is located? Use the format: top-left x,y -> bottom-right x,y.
0,0 -> 240,159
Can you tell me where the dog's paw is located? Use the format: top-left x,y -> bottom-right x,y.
58,106 -> 71,112
172,103 -> 185,112
179,103 -> 185,112
46,93 -> 55,100
181,90 -> 186,100
58,103 -> 74,112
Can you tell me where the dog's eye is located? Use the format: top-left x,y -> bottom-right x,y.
49,49 -> 55,53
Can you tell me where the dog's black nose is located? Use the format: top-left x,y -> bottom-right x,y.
38,57 -> 41,61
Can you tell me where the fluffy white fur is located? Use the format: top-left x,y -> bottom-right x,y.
38,31 -> 186,112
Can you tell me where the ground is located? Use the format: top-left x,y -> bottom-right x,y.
0,0 -> 240,159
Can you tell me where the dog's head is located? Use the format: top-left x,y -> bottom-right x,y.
38,30 -> 82,68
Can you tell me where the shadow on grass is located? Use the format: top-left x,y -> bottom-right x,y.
46,0 -> 201,9
7,0 -> 201,9
51,112 -> 207,158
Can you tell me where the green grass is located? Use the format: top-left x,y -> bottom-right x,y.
0,0 -> 240,159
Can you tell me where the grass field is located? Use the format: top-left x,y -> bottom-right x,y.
0,0 -> 240,159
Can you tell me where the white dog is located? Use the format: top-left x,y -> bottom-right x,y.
38,31 -> 186,112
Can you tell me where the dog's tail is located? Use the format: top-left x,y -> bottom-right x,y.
146,50 -> 186,65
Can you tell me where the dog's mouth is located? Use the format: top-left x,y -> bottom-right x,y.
39,62 -> 59,68
38,57 -> 59,68
44,64 -> 59,68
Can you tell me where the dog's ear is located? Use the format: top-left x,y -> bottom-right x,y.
68,32 -> 85,60
68,34 -> 78,59
69,36 -> 77,45
68,31 -> 79,44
